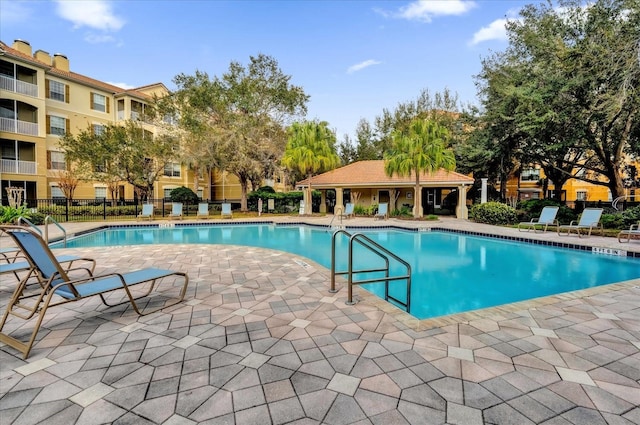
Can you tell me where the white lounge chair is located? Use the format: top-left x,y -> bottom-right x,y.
168,203 -> 183,220
518,206 -> 559,233
197,203 -> 209,219
341,203 -> 354,219
137,204 -> 154,221
221,203 -> 233,219
375,203 -> 388,220
617,221 -> 640,243
557,208 -> 604,237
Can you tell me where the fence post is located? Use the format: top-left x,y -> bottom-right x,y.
65,199 -> 69,222
103,200 -> 107,220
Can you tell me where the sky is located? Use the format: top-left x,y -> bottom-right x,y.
0,0 -> 537,140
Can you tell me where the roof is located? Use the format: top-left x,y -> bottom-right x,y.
0,40 -> 153,98
297,160 -> 474,188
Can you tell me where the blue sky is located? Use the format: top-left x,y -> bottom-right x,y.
1,0 -> 535,140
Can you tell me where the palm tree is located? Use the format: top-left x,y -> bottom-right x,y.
384,119 -> 456,218
281,121 -> 339,214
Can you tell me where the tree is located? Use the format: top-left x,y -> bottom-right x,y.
281,121 -> 340,214
384,119 -> 456,218
59,120 -> 177,200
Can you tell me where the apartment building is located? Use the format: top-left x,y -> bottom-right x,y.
0,39 -> 206,204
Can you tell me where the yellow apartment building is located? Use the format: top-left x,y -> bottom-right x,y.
0,39 -> 207,204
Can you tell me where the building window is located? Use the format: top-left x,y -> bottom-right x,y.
576,191 -> 587,201
163,188 -> 174,199
49,80 -> 66,102
48,151 -> 66,170
91,93 -> 108,113
520,168 -> 540,181
164,162 -> 181,177
95,187 -> 107,199
92,124 -> 104,136
49,116 -> 66,136
51,186 -> 65,198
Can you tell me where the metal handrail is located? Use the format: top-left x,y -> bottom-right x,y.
45,216 -> 67,247
612,195 -> 628,211
330,229 -> 411,312
17,217 -> 42,235
327,208 -> 343,231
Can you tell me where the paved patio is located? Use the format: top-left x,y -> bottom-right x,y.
1,216 -> 639,424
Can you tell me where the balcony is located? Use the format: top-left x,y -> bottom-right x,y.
0,158 -> 37,175
0,74 -> 38,97
0,117 -> 39,136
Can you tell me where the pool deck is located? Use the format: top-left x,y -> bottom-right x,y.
1,216 -> 639,425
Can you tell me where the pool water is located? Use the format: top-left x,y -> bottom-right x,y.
56,225 -> 640,320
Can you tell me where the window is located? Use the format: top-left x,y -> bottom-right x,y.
49,115 -> 66,136
51,186 -> 64,198
92,124 -> 104,136
576,191 -> 587,201
95,187 -> 107,199
48,151 -> 66,170
91,92 -> 108,113
163,188 -> 174,199
520,168 -> 540,181
164,162 -> 181,177
48,80 -> 66,102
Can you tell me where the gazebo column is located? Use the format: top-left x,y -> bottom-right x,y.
320,190 -> 327,213
335,188 -> 344,215
456,185 -> 468,219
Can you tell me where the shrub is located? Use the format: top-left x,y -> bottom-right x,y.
169,186 -> 199,203
469,202 -> 517,225
601,213 -> 624,229
353,204 -> 368,216
391,205 -> 412,217
0,205 -> 34,224
621,205 -> 640,227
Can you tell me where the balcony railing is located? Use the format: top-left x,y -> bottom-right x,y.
0,74 -> 38,97
0,158 -> 37,174
0,117 -> 39,136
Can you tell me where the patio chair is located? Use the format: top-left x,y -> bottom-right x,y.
0,247 -> 22,263
221,203 -> 233,219
375,203 -> 388,220
0,225 -> 189,359
168,203 -> 183,220
617,221 -> 640,243
1,254 -> 96,284
518,206 -> 559,233
341,203 -> 354,219
557,208 -> 604,237
197,203 -> 210,219
137,203 -> 154,221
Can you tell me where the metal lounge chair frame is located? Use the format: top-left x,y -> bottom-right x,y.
1,254 -> 96,285
221,203 -> 233,219
375,203 -> 388,220
518,206 -> 560,233
137,203 -> 154,221
0,225 -> 189,359
168,202 -> 183,220
557,207 -> 604,237
617,221 -> 640,243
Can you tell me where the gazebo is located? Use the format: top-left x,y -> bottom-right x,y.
296,160 -> 475,219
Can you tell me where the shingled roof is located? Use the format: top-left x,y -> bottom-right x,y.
297,160 -> 474,188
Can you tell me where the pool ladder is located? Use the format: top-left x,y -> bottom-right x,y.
330,229 -> 411,312
17,215 -> 67,247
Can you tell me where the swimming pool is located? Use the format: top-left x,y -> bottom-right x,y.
55,224 -> 640,320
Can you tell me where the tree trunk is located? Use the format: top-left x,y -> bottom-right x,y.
240,179 -> 249,211
414,173 -> 422,218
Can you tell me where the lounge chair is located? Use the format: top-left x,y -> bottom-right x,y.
518,206 -> 559,233
375,203 -> 388,220
1,254 -> 96,284
617,221 -> 640,243
0,225 -> 189,359
0,247 -> 22,263
168,203 -> 183,220
221,203 -> 233,219
197,203 -> 210,219
137,203 -> 154,221
557,208 -> 604,237
341,203 -> 354,219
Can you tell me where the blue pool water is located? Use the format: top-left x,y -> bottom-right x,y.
55,225 -> 640,320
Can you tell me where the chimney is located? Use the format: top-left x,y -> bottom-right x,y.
53,53 -> 70,72
34,49 -> 52,66
12,39 -> 32,56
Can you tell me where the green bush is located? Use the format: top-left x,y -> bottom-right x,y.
353,204 -> 368,216
170,186 -> 199,203
391,205 -> 413,217
621,205 -> 640,227
469,202 -> 517,225
601,213 -> 624,229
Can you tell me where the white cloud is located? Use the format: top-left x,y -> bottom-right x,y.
55,0 -> 124,31
384,0 -> 477,23
106,81 -> 136,90
347,59 -> 382,74
470,18 -> 509,45
84,33 -> 116,44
